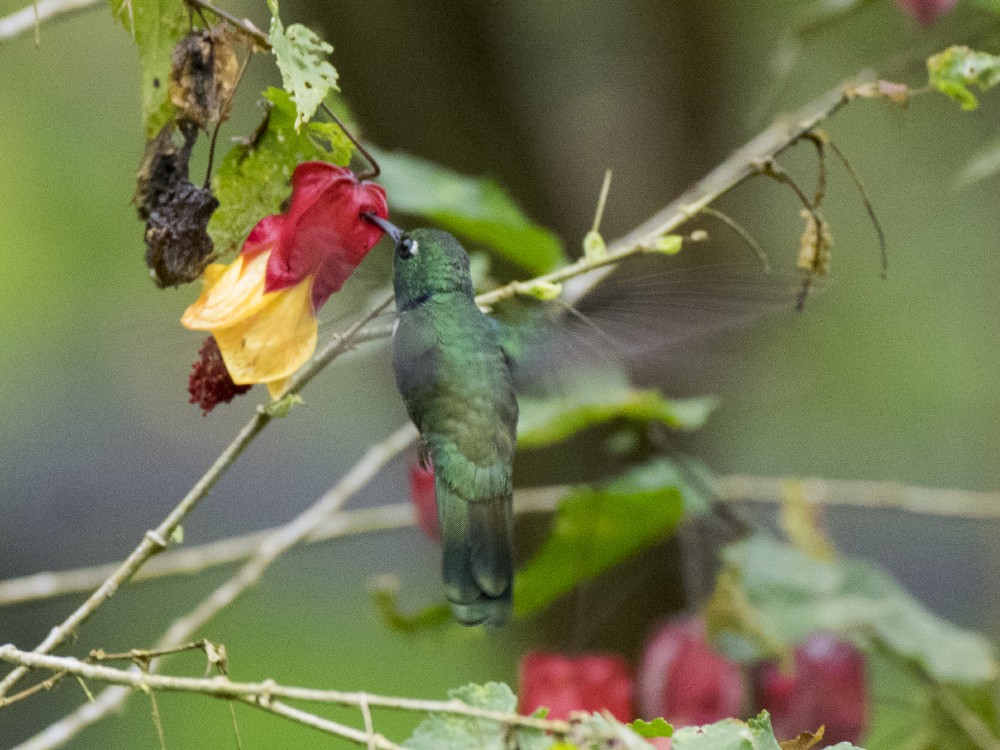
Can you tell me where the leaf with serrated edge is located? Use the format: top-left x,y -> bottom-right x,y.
404,683 -> 554,750
268,1 -> 338,129
630,717 -> 673,738
928,46 -> 1000,111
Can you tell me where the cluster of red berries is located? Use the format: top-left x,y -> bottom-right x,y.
518,616 -> 867,746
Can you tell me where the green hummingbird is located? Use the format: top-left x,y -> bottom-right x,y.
367,216 -> 518,626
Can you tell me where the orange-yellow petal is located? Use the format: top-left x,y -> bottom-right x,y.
181,251 -> 273,331
265,377 -> 291,400
211,276 -> 318,385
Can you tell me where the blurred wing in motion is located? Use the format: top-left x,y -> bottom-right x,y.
493,255 -> 808,395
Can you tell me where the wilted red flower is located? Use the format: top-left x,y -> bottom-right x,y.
895,0 -> 957,25
182,162 -> 388,397
188,335 -> 252,414
753,634 -> 867,744
518,651 -> 634,722
409,462 -> 439,542
637,616 -> 745,727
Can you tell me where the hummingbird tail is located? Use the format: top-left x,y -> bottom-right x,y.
437,480 -> 513,627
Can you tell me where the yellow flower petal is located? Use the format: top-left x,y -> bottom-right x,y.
181,251 -> 273,331
265,377 -> 291,399
212,276 -> 318,385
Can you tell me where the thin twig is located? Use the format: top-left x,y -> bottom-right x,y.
5,423 -> 418,747
699,206 -> 770,271
826,136 -> 889,278
0,300 -> 394,699
0,0 -> 99,42
14,467 -> 1000,609
0,646 -> 572,735
0,414 -> 273,698
183,0 -> 269,50
0,488 -> 565,607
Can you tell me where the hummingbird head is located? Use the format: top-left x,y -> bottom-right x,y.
364,215 -> 474,310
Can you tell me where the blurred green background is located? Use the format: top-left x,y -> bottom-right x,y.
2,0 -> 1000,746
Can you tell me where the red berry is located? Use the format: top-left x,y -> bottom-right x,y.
637,616 -> 746,727
895,0 -> 957,25
753,634 -> 867,744
518,652 -> 634,722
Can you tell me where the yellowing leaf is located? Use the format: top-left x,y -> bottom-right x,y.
928,45 -> 1000,111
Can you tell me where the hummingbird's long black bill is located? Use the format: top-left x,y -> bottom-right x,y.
363,212 -> 403,243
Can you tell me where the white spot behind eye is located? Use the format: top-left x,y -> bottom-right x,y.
410,240 -> 419,256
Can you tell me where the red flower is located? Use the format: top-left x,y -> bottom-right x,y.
753,634 -> 867,744
409,462 -> 439,542
895,0 -> 957,25
252,162 -> 389,312
518,652 -> 634,722
183,162 -> 388,397
637,616 -> 745,727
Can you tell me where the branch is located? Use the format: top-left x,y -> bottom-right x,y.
0,0 -> 100,42
715,474 -> 1000,519
5,474 -> 999,608
0,300 -> 392,699
5,423 -> 418,747
0,488 -> 565,607
0,646 -> 570,744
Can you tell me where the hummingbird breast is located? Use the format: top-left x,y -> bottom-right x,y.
392,292 -> 518,498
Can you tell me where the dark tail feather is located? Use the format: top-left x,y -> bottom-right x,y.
437,479 -> 513,626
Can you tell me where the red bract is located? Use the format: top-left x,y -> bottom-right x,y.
518,652 -> 634,722
188,335 -> 251,414
245,162 -> 389,312
637,616 -> 745,727
409,462 -> 439,542
894,0 -> 957,25
753,634 -> 867,744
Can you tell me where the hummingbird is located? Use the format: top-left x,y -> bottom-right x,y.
366,215 -> 518,627
362,214 -> 798,627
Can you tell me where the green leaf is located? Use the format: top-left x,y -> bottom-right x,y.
709,535 -> 998,684
372,579 -> 452,633
207,87 -> 352,256
928,46 -> 1000,111
405,683 -> 553,750
370,147 -> 564,274
268,2 -> 338,129
517,369 -> 717,448
670,712 -> 833,750
630,718 -> 673,739
864,646 -> 1000,750
110,0 -> 189,136
514,460 -> 692,616
568,713 -> 652,749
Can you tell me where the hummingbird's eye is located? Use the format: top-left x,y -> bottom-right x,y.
398,237 -> 419,259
